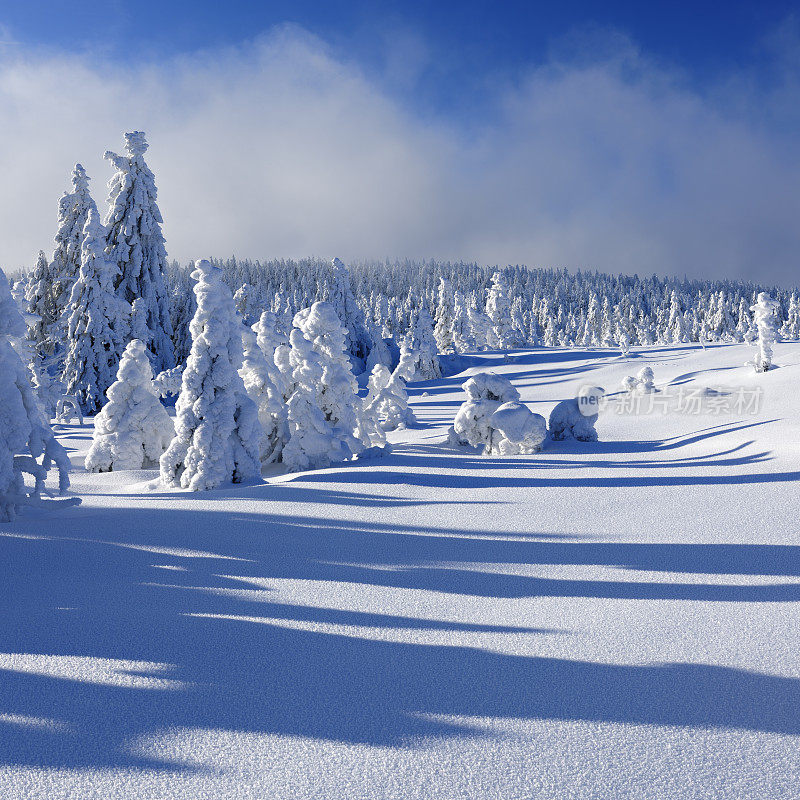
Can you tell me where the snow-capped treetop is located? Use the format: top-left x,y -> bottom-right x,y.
104,131 -> 175,372
51,164 -> 96,320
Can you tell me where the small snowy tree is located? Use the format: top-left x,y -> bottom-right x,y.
322,258 -> 374,372
434,277 -> 455,353
294,301 -> 369,455
240,325 -> 289,465
85,339 -> 174,472
488,402 -> 547,455
549,386 -> 605,442
408,307 -> 441,379
750,292 -> 779,372
62,208 -> 129,414
486,271 -> 514,350
160,260 -> 261,491
0,269 -> 74,521
282,328 -> 342,472
104,131 -> 175,372
24,250 -> 59,357
449,372 -> 520,451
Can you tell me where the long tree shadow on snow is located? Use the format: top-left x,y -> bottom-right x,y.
1,497 -> 800,771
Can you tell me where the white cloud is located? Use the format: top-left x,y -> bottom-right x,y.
0,24 -> 798,284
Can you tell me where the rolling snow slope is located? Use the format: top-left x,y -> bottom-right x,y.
1,343 -> 799,799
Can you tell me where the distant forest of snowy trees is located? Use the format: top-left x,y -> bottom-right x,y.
7,130 -> 800,420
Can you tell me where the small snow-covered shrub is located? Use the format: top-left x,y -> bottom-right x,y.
364,362 -> 415,432
621,366 -> 656,394
160,260 -> 262,491
636,366 -> 656,393
152,366 -> 183,399
85,339 -> 174,472
488,401 -> 547,455
750,292 -> 779,372
449,372 -> 520,450
549,386 -> 605,442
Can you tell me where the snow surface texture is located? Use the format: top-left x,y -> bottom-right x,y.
85,340 -> 174,473
2,343 -> 800,799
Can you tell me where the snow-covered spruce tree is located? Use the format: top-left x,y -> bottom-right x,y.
50,164 -> 96,360
364,358 -> 416,432
668,291 -> 689,343
104,131 -> 175,372
160,260 -> 261,491
85,339 -> 174,472
451,292 -> 473,353
252,310 -> 289,399
24,250 -> 59,357
282,328 -> 342,472
434,277 -> 455,353
294,301 -> 371,454
240,325 -> 289,465
0,269 -> 74,521
750,292 -> 780,373
636,366 -> 656,393
486,271 -> 514,350
408,306 -> 441,379
467,302 -> 491,350
322,258 -> 373,372
62,208 -> 129,414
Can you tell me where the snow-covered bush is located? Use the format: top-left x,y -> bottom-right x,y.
750,292 -> 779,372
85,339 -> 174,472
448,372 -> 520,450
160,260 -> 262,491
0,270 -> 75,521
636,366 -> 656,393
549,386 -> 605,442
488,401 -> 547,455
152,366 -> 184,399
621,366 -> 656,394
240,325 -> 289,465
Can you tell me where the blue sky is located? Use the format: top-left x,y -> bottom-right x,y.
0,2 -> 799,283
4,0 -> 797,112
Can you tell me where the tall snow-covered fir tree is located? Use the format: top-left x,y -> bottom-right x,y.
160,259 -> 261,491
62,208 -> 129,414
50,164 -> 96,360
104,131 -> 175,372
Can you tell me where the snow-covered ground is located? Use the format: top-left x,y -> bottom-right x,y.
2,343 -> 799,799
